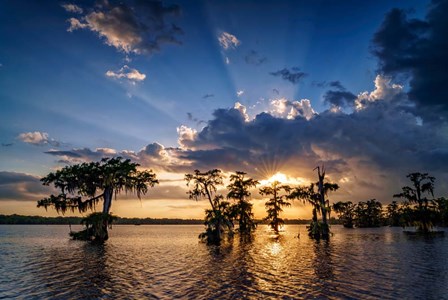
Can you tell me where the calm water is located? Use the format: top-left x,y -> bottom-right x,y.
1,225 -> 447,299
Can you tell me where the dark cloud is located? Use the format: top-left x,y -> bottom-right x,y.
1,143 -> 13,147
270,67 -> 307,84
171,90 -> 448,200
244,50 -> 267,66
322,81 -> 357,107
372,0 -> 448,118
272,88 -> 279,95
187,112 -> 205,125
313,80 -> 345,90
0,172 -> 51,201
323,90 -> 357,107
67,0 -> 183,55
202,94 -> 214,99
329,81 -> 345,90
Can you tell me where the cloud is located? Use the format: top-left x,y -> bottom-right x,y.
45,147 -> 118,164
17,132 -> 61,147
218,32 -> 240,50
187,112 -> 205,126
42,75 -> 448,201
1,143 -> 13,147
0,172 -> 51,201
324,90 -> 357,108
237,90 -> 244,97
270,98 -> 316,120
61,3 -> 83,14
355,75 -> 404,110
202,94 -> 214,99
66,0 -> 183,55
244,50 -> 267,65
270,67 -> 307,84
106,65 -> 146,83
372,1 -> 448,119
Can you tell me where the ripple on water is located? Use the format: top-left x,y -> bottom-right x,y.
1,225 -> 448,299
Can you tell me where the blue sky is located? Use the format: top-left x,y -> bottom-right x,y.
1,0 -> 447,218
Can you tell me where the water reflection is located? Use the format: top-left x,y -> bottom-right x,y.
312,239 -> 334,281
1,225 -> 448,299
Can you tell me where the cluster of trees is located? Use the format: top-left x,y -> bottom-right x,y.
37,157 -> 446,244
333,199 -> 386,228
332,173 -> 448,233
185,166 -> 339,243
39,157 -> 339,244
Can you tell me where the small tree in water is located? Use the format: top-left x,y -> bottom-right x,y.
260,181 -> 291,233
393,172 -> 435,233
227,171 -> 259,234
185,169 -> 234,244
38,157 -> 158,242
289,166 -> 338,239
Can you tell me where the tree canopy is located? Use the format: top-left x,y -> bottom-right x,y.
37,157 -> 158,241
38,157 -> 158,214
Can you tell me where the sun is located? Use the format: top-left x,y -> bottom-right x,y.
260,172 -> 288,185
259,172 -> 309,186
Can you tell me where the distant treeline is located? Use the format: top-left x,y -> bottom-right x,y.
0,214 -> 316,225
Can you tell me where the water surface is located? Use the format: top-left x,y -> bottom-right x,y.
1,225 -> 447,299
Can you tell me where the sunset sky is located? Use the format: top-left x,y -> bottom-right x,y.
1,0 -> 447,219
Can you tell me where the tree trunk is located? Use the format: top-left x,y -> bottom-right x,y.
317,166 -> 329,238
98,187 -> 113,242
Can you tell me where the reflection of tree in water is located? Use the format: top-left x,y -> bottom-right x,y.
77,243 -> 112,298
230,236 -> 258,298
31,242 -> 112,299
312,239 -> 334,281
191,236 -> 259,299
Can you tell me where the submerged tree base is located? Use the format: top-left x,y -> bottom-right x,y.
70,212 -> 117,242
199,228 -> 234,245
307,221 -> 331,239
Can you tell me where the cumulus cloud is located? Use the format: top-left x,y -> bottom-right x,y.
17,132 -> 61,147
61,3 -> 83,14
237,90 -> 244,97
42,76 -> 448,201
372,1 -> 448,119
270,67 -> 307,84
218,32 -> 240,50
66,0 -> 183,55
355,75 -> 404,110
270,98 -> 316,120
106,65 -> 146,83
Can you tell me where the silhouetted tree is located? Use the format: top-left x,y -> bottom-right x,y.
38,157 -> 158,242
386,201 -> 401,226
432,197 -> 448,227
227,171 -> 259,234
354,199 -> 383,228
260,181 -> 291,233
393,172 -> 435,233
185,169 -> 233,243
289,166 -> 339,238
332,201 -> 355,228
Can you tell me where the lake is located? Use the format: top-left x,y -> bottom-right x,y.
1,225 -> 447,299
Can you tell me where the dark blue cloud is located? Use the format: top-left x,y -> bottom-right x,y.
270,67 -> 307,84
372,0 -> 448,119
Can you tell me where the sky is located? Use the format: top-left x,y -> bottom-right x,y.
1,0 -> 447,219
